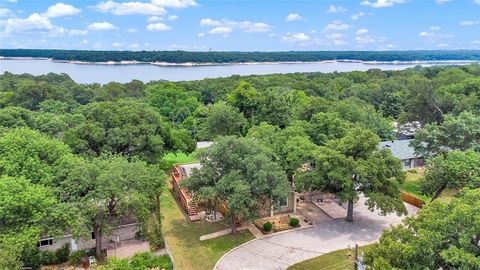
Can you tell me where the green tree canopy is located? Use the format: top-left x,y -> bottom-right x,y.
364,189 -> 480,269
421,150 -> 480,201
64,99 -> 172,162
412,111 -> 480,158
60,155 -> 163,259
0,128 -> 74,186
182,136 -> 289,233
296,127 -> 406,222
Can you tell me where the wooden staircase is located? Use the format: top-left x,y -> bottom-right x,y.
187,205 -> 198,216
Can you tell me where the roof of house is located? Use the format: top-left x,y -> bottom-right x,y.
379,139 -> 419,160
178,163 -> 202,178
196,141 -> 214,149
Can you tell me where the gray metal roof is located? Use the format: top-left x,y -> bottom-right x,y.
378,139 -> 419,160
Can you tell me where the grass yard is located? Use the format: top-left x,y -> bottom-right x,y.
162,152 -> 199,167
287,245 -> 370,270
398,169 -> 456,204
161,184 -> 254,270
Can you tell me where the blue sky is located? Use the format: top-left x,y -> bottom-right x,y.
0,0 -> 479,51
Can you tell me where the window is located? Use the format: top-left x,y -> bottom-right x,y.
38,238 -> 53,247
403,159 -> 411,168
277,197 -> 288,208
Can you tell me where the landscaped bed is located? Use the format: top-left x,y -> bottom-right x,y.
254,214 -> 301,234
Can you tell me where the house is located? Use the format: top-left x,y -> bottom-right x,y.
38,217 -> 139,252
395,121 -> 421,140
379,139 -> 424,170
171,163 -> 297,222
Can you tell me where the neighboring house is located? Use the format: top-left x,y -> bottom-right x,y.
395,121 -> 421,140
379,139 -> 424,170
171,163 -> 296,222
196,141 -> 214,149
38,217 -> 139,252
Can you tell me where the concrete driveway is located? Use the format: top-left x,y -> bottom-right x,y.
215,196 -> 418,270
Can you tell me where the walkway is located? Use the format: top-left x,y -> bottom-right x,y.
215,196 -> 418,270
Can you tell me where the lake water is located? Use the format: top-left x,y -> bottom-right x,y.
0,59 -> 476,84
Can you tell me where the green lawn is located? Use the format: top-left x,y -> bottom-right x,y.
161,185 -> 254,270
398,170 -> 456,204
287,245 -> 370,270
162,152 -> 199,166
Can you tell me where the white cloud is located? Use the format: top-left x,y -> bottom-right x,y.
128,43 -> 139,49
0,8 -> 11,17
430,26 -> 440,31
436,0 -> 451,4
355,28 -> 373,44
419,31 -> 453,40
200,18 -> 221,26
45,3 -> 81,18
200,18 -> 272,34
475,0 -> 480,4
147,22 -> 171,31
5,13 -> 58,34
127,28 -> 138,33
459,20 -> 480,26
151,0 -> 197,8
168,15 -> 178,20
8,0 -> 17,3
360,0 -> 406,8
209,26 -> 232,34
437,43 -> 450,48
324,20 -> 352,32
327,5 -> 347,13
197,32 -> 205,37
282,32 -> 311,43
81,40 -> 89,45
286,13 -> 302,21
148,16 -> 163,22
88,22 -> 117,30
356,28 -> 369,35
351,12 -> 365,20
93,0 -> 166,15
69,29 -> 88,35
112,42 -> 122,47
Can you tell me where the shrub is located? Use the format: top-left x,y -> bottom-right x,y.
97,252 -> 173,270
289,218 -> 300,227
263,222 -> 272,232
53,243 -> 70,264
69,250 -> 87,265
40,250 -> 55,265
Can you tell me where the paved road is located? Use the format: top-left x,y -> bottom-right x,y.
215,197 -> 417,270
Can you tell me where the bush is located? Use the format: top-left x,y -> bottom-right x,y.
53,243 -> 70,264
69,250 -> 87,265
263,222 -> 272,232
289,218 -> 300,227
97,252 -> 173,270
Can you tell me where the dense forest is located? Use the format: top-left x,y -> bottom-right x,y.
2,49 -> 480,63
0,64 -> 480,269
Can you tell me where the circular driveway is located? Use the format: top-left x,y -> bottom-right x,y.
215,197 -> 418,270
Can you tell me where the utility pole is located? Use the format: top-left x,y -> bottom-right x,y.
354,243 -> 358,270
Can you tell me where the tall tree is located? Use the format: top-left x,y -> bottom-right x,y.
412,111 -> 480,158
364,189 -> 480,269
182,136 -> 289,233
0,176 -> 69,269
227,81 -> 260,119
0,127 -> 74,186
64,99 -> 171,162
60,155 -> 163,259
297,128 -> 406,222
421,150 -> 480,201
196,102 -> 248,140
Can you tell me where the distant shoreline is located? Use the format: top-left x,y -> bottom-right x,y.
1,56 -> 478,67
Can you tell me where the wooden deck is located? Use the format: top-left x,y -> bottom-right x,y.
312,199 -> 347,219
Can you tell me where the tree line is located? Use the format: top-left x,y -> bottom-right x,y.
1,49 -> 480,63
